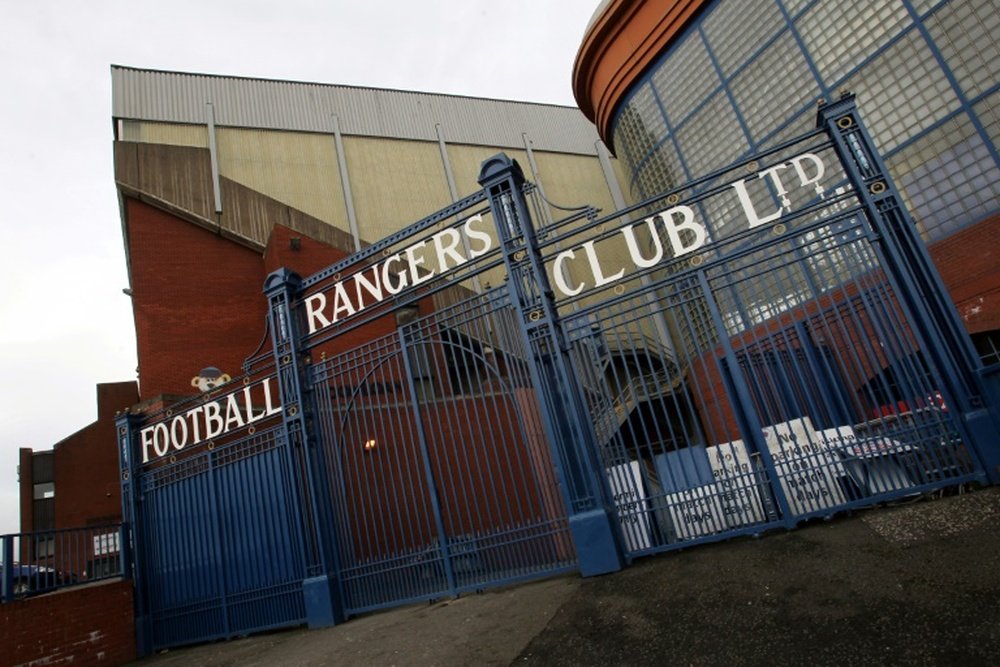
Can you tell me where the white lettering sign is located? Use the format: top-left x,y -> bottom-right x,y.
761,417 -> 847,515
663,441 -> 766,541
708,440 -> 767,526
140,376 -> 283,463
299,152 -> 829,325
606,460 -> 652,551
548,152 -> 828,299
663,484 -> 729,540
305,215 -> 494,335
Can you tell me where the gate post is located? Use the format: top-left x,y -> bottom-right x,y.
263,268 -> 344,627
116,410 -> 151,658
2,534 -> 13,603
817,94 -> 1000,483
478,154 -> 624,576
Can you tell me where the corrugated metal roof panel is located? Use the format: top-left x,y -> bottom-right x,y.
111,65 -> 601,155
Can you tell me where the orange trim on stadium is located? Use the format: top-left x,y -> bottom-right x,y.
573,0 -> 709,150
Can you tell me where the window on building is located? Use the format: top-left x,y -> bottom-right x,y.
33,481 -> 54,499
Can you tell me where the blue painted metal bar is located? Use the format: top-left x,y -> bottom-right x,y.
478,154 -> 624,576
397,327 -> 458,594
264,268 -> 344,626
0,523 -> 127,604
2,535 -> 13,603
817,94 -> 1000,482
697,268 -> 797,527
116,410 -> 151,655
205,449 -> 230,637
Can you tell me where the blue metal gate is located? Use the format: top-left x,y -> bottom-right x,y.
117,362 -> 311,650
287,189 -> 578,614
118,96 -> 1000,652
525,95 -> 998,558
310,295 -> 575,615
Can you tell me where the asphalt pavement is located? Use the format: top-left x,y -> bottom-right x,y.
136,486 -> 1000,666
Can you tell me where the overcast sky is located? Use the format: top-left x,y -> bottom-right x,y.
0,0 -> 598,535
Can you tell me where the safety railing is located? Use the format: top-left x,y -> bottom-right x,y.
1,523 -> 126,602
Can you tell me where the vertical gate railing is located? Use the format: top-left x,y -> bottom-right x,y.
478,155 -> 625,576
294,183 -> 581,614
818,94 -> 1000,483
513,94 -> 999,558
117,359 -> 312,653
264,268 -> 343,627
116,411 -> 145,650
308,289 -> 577,615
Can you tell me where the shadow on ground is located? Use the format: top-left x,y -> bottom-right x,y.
137,487 -> 1000,666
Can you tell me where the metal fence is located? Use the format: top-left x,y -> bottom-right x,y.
312,288 -> 575,615
1,523 -> 126,602
118,360 -> 310,650
548,136 -> 982,555
118,96 -> 1000,653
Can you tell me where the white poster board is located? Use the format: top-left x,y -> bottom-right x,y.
707,440 -> 767,527
761,417 -> 847,515
606,460 -> 652,551
661,441 -> 766,540
663,483 -> 729,540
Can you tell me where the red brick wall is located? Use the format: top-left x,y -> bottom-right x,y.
264,223 -> 350,278
685,347 -> 741,445
126,198 -> 397,401
126,199 -> 268,400
0,579 -> 135,667
334,390 -> 562,562
928,213 -> 1000,334
19,382 -> 137,535
53,382 -> 139,529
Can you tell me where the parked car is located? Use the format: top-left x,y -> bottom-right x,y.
1,563 -> 62,597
